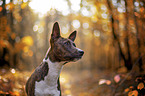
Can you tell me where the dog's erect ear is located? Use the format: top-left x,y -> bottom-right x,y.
51,22 -> 60,39
68,31 -> 77,41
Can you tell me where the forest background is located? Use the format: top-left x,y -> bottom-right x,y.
0,0 -> 145,96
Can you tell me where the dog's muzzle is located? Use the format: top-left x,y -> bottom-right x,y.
78,50 -> 84,56
76,48 -> 84,57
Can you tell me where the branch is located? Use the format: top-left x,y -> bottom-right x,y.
113,55 -> 144,96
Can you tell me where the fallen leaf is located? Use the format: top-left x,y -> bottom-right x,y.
114,75 -> 120,83
137,82 -> 144,90
117,66 -> 127,73
98,79 -> 106,85
124,88 -> 130,92
128,90 -> 138,96
98,79 -> 111,85
9,91 -> 20,96
129,86 -> 134,89
106,80 -> 111,85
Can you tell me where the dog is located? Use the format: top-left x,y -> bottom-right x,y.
25,22 -> 84,96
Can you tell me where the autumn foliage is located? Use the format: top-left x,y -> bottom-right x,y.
0,0 -> 145,95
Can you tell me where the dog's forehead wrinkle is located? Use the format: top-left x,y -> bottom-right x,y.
64,39 -> 74,44
56,38 -> 66,43
55,38 -> 73,45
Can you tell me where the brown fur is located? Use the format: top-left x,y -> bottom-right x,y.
46,37 -> 82,62
25,62 -> 49,96
25,22 -> 84,96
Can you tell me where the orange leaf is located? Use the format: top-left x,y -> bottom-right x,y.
106,80 -> 111,85
0,7 -> 2,12
137,82 -> 144,90
124,88 -> 130,92
0,91 -> 5,94
129,86 -> 134,89
0,91 -> 9,95
21,3 -> 27,9
128,90 -> 138,96
11,33 -> 16,40
10,91 -> 20,96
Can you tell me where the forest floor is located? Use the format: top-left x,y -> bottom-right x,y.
0,66 -> 145,96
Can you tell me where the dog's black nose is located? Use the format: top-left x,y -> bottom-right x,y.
79,50 -> 84,56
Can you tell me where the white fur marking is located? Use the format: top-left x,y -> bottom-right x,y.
76,48 -> 83,52
35,57 -> 64,96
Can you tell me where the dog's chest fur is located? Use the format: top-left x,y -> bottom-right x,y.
26,58 -> 63,96
35,58 -> 63,96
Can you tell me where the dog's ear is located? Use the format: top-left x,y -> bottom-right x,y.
51,22 -> 60,39
68,31 -> 77,41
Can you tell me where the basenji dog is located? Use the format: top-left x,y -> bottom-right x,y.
25,22 -> 84,96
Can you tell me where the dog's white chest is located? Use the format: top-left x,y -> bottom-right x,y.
34,58 -> 63,96
35,80 -> 60,96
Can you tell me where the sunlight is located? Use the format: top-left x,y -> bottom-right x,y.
29,0 -> 51,15
23,0 -> 28,3
83,23 -> 89,29
62,26 -> 69,34
6,0 -> 10,4
81,7 -> 91,17
33,25 -> 38,32
29,0 -> 70,16
117,7 -> 124,13
101,13 -> 108,19
10,68 -> 16,74
72,20 -> 80,29
134,2 -> 139,6
71,5 -> 80,12
112,0 -> 117,6
60,74 -> 68,84
0,1 -> 3,5
94,30 -> 100,37
101,5 -> 107,10
13,0 -> 21,4
70,0 -> 81,12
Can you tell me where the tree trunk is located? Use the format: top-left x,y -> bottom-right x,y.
107,0 -> 133,70
133,0 -> 143,71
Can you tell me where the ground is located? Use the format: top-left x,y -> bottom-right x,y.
0,67 -> 145,96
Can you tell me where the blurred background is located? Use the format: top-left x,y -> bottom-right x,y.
0,0 -> 145,96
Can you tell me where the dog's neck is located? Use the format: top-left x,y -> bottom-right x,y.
42,58 -> 63,86
42,48 -> 65,85
34,48 -> 64,96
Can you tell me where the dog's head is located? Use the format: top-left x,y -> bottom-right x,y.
47,22 -> 84,63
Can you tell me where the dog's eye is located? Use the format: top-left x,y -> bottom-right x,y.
64,41 -> 70,45
73,43 -> 76,47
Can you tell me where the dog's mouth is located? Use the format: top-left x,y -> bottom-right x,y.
72,57 -> 82,62
64,54 -> 83,62
64,56 -> 82,65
